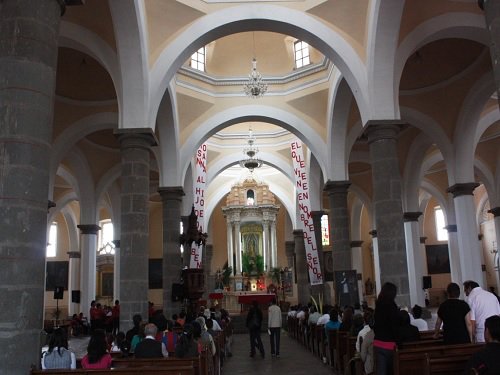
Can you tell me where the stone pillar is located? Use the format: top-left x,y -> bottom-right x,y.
488,207 -> 500,291
263,220 -> 270,271
271,220 -> 278,268
116,129 -> 156,330
285,241 -> 295,270
366,123 -> 410,307
479,0 -> 500,107
294,229 -> 310,303
226,219 -> 233,270
158,186 -> 184,319
350,241 -> 364,303
311,210 -> 326,299
77,224 -> 100,318
445,224 -> 462,284
324,181 -> 352,271
204,244 -> 214,298
447,183 -> 482,286
67,251 -> 81,316
403,212 -> 425,307
0,1 -> 64,372
369,230 -> 381,297
234,220 -> 242,274
112,239 -> 121,301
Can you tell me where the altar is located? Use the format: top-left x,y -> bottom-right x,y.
220,291 -> 276,313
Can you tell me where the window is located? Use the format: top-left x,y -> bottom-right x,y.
321,214 -> 330,246
180,221 -> 184,254
434,207 -> 448,241
98,219 -> 114,255
246,190 -> 255,206
294,40 -> 310,69
190,47 -> 205,72
46,222 -> 57,258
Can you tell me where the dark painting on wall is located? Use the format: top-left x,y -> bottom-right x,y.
149,259 -> 163,289
324,251 -> 334,282
46,261 -> 69,291
425,244 -> 451,274
334,270 -> 359,307
101,273 -> 113,297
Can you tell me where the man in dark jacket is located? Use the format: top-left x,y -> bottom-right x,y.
246,300 -> 265,358
134,323 -> 168,358
465,315 -> 500,374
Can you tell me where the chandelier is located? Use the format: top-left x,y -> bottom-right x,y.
244,58 -> 267,98
244,32 -> 267,98
239,128 -> 263,172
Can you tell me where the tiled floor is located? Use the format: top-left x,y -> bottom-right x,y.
222,331 -> 339,375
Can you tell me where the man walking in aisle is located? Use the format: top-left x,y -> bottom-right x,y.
268,298 -> 282,357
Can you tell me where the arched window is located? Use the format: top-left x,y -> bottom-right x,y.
246,189 -> 255,205
294,40 -> 310,68
98,219 -> 115,255
191,46 -> 206,72
434,206 -> 448,241
46,222 -> 57,258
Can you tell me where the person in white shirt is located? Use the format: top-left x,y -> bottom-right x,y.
308,305 -> 321,325
268,299 -> 282,357
356,308 -> 374,352
41,328 -> 77,369
410,304 -> 429,331
316,311 -> 331,326
464,280 -> 500,343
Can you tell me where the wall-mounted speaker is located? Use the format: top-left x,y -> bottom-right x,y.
423,276 -> 432,289
54,286 -> 64,300
171,283 -> 184,302
71,290 -> 81,303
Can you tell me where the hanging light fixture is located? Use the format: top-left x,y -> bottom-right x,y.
239,127 -> 263,171
244,33 -> 268,98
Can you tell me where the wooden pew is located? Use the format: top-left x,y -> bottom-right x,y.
326,329 -> 338,368
424,353 -> 476,375
335,330 -> 349,373
315,324 -> 326,360
394,343 -> 484,375
31,367 -> 194,375
400,338 -> 443,350
309,323 -> 317,355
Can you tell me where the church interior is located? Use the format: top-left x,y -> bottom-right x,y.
1,0 -> 500,372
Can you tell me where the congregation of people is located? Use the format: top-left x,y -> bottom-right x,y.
41,300 -> 234,371
287,279 -> 500,375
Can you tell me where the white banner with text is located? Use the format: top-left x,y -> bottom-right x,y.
290,140 -> 323,285
190,143 -> 207,268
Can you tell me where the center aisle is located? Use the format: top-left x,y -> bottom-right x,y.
222,331 -> 339,375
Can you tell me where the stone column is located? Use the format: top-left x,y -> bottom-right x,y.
158,186 -> 184,319
116,129 -> 156,330
181,215 -> 190,267
112,239 -> 121,301
403,212 -> 425,306
324,181 -> 352,271
479,0 -> 500,107
366,123 -> 410,307
285,241 -> 295,271
234,219 -> 242,274
67,251 -> 81,316
204,244 -> 214,298
77,224 -> 100,318
263,220 -> 270,271
447,183 -> 482,285
369,230 -> 382,297
445,224 -> 462,284
350,241 -> 364,303
294,229 -> 310,303
271,220 -> 277,268
311,210 -> 326,299
226,219 -> 233,270
0,1 -> 65,372
488,207 -> 500,291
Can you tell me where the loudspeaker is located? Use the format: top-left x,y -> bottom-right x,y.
54,286 -> 64,300
171,283 -> 184,302
423,276 -> 432,289
71,290 -> 81,303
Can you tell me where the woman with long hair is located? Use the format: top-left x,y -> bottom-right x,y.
373,282 -> 399,375
41,328 -> 76,369
81,329 -> 112,369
